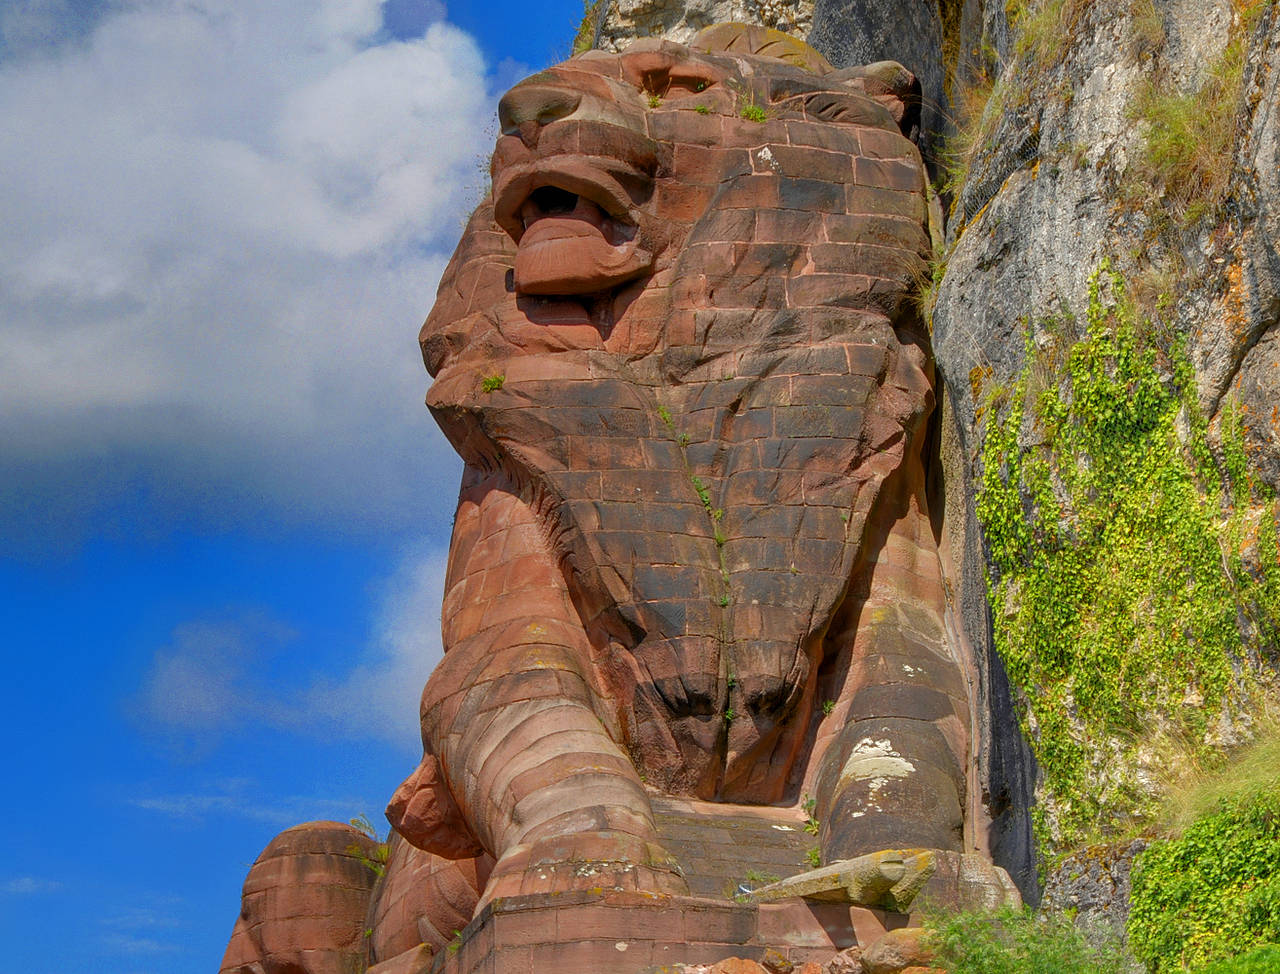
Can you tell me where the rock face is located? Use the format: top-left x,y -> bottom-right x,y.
598,1 -> 817,51
808,1 -> 946,162
931,0 -> 1280,858
1040,839 -> 1149,956
223,21 -> 1020,974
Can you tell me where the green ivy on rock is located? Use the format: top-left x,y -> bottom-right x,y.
976,262 -> 1275,850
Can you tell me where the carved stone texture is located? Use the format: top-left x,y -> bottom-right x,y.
220,821 -> 381,974
224,23 -> 1002,971
393,17 -> 971,915
749,850 -> 936,911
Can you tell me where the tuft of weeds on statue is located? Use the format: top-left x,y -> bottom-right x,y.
975,261 -> 1280,851
925,905 -> 1128,974
348,814 -> 392,878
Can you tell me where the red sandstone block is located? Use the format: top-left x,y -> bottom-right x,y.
757,903 -> 837,949
650,110 -> 725,146
529,937 -> 652,972
714,174 -> 781,210
655,180 -> 716,222
553,902 -> 684,942
675,143 -> 750,184
490,907 -> 560,946
786,273 -> 874,309
854,156 -> 922,193
852,125 -> 915,161
846,185 -> 926,220
682,902 -> 758,944
784,118 -> 858,152
763,144 -> 854,182
731,242 -> 806,277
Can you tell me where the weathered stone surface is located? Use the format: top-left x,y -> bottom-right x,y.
390,26 -> 978,924
824,945 -> 865,973
1040,839 -> 1148,956
598,1 -> 817,52
859,927 -> 934,974
931,0 -> 1280,886
750,850 -> 935,911
219,821 -> 380,974
223,20 -> 1023,970
808,1 -> 943,156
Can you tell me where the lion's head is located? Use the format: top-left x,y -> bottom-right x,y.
420,25 -> 935,802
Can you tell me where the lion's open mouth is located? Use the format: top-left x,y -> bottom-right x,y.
493,159 -> 654,296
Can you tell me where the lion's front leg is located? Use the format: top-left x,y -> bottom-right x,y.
807,471 -> 971,864
388,468 -> 687,909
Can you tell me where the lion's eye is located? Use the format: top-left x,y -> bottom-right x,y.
641,68 -> 716,99
668,74 -> 713,94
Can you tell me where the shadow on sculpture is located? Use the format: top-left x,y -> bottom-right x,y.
222,23 -> 1019,974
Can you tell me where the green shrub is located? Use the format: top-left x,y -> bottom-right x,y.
1194,944 -> 1280,973
1129,787 -> 1280,972
926,906 -> 1128,974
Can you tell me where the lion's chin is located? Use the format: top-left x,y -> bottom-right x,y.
513,217 -> 652,295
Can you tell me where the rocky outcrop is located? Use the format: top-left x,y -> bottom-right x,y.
931,0 -> 1280,854
1041,839 -> 1148,956
597,0 -> 816,51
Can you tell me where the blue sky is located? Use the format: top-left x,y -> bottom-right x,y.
0,1 -> 582,969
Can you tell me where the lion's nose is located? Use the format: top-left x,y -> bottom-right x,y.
498,85 -> 582,141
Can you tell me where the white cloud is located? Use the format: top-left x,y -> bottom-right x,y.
130,779 -> 368,826
2,876 -> 62,894
0,0 -> 490,543
135,545 -> 448,750
101,933 -> 179,955
301,544 -> 448,745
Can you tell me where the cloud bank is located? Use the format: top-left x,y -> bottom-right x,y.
0,0 -> 493,545
135,545 -> 448,750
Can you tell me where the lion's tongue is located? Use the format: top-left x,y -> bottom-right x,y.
515,217 -> 649,295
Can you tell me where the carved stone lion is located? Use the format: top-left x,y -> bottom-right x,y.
223,25 -> 984,973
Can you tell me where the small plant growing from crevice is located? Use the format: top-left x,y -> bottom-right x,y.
805,847 -> 821,869
822,699 -> 835,716
695,104 -> 710,115
480,373 -> 505,393
802,794 -> 820,835
647,93 -> 662,108
740,103 -> 767,123
724,706 -> 737,723
347,814 -> 392,878
447,930 -> 463,954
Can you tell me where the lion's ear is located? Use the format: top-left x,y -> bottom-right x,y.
829,60 -> 921,143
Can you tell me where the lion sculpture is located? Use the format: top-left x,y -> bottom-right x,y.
223,25 -> 992,974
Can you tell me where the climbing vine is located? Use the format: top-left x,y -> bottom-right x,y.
976,262 -> 1277,849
